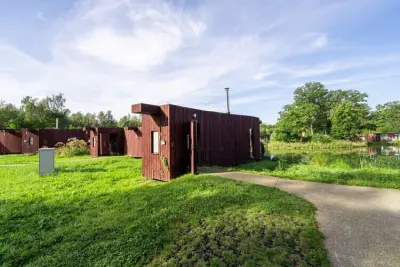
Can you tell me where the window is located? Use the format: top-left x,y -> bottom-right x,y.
29,137 -> 34,146
151,131 -> 159,154
249,128 -> 254,158
92,137 -> 96,147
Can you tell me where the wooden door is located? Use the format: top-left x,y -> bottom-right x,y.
99,133 -> 110,156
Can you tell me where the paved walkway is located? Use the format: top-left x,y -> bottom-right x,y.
201,168 -> 400,267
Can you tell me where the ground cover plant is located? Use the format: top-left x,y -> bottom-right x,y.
232,152 -> 400,189
268,141 -> 367,151
0,154 -> 92,165
0,156 -> 329,266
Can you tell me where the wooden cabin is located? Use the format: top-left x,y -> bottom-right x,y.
0,129 -> 22,154
132,103 -> 261,181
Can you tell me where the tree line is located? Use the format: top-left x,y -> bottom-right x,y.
0,94 -> 141,129
261,82 -> 400,141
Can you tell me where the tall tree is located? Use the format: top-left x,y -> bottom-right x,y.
97,111 -> 117,128
330,101 -> 369,139
375,101 -> 400,132
0,102 -> 22,129
293,82 -> 329,134
69,112 -> 97,128
118,114 -> 141,128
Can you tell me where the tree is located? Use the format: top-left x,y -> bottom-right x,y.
375,101 -> 400,132
294,82 -> 329,134
274,103 -> 318,141
0,102 -> 22,129
69,112 -> 97,128
330,101 -> 369,139
19,94 -> 70,128
118,114 -> 141,128
97,111 -> 117,128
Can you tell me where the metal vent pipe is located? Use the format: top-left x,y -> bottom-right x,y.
225,87 -> 230,114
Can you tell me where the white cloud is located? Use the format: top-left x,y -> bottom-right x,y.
0,0 -> 398,124
312,34 -> 328,48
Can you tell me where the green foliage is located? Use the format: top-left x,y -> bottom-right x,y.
97,110 -> 117,128
330,101 -> 369,139
0,157 -> 329,266
160,156 -> 169,169
268,141 -> 367,150
275,82 -> 372,141
55,139 -> 89,157
68,112 -> 97,128
118,114 -> 142,128
375,101 -> 400,132
260,123 -> 275,136
233,152 -> 400,188
311,134 -> 333,143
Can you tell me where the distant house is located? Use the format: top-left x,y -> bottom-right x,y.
358,133 -> 400,142
132,103 -> 261,181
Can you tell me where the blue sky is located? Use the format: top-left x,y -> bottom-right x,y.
0,0 -> 400,123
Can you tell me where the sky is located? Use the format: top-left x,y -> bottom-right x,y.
0,0 -> 400,123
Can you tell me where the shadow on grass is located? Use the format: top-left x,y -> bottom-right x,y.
0,175 -> 329,267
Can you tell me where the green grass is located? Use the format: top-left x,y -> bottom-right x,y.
0,156 -> 329,266
268,141 -> 367,150
232,153 -> 400,189
0,154 -> 92,165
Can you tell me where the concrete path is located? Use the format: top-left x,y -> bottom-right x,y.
201,168 -> 400,267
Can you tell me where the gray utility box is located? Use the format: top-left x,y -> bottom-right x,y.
39,148 -> 55,176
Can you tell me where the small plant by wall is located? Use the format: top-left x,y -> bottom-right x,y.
161,156 -> 169,170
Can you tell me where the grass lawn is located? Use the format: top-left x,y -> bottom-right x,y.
231,153 -> 400,189
0,156 -> 329,266
0,154 -> 92,165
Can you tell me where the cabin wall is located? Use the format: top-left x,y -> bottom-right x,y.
90,128 -> 125,157
21,129 -> 39,154
0,130 -> 22,154
140,105 -> 170,181
168,105 -> 261,178
124,127 -> 143,158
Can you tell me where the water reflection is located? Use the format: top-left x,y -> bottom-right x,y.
358,146 -> 400,156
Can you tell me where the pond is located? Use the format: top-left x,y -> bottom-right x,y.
355,146 -> 400,156
269,146 -> 400,157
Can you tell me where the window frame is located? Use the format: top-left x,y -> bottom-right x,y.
151,131 -> 159,154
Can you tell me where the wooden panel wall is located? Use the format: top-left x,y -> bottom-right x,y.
140,105 -> 170,181
0,130 -> 22,154
21,129 -> 39,154
168,105 -> 260,178
124,127 -> 143,158
89,129 -> 99,157
90,128 -> 125,157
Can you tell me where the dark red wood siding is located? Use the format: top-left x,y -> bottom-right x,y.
124,127 -> 143,158
90,128 -> 125,157
168,105 -> 260,178
0,130 -> 22,154
140,105 -> 170,181
21,129 -> 39,154
135,104 -> 260,181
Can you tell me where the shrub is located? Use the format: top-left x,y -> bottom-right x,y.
56,139 -> 89,157
311,134 -> 333,144
271,132 -> 292,142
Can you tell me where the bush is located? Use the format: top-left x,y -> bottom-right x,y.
271,132 -> 292,142
311,134 -> 333,143
56,139 -> 89,157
